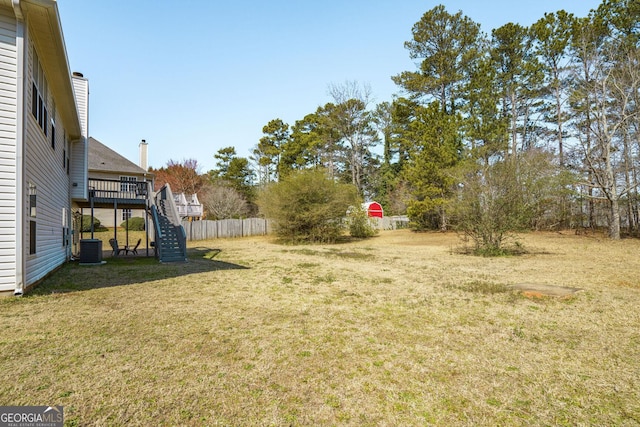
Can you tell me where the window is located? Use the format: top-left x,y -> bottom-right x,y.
50,100 -> 56,150
63,132 -> 69,172
122,209 -> 132,221
29,220 -> 36,254
28,183 -> 36,254
31,46 -> 48,136
64,133 -> 70,174
62,208 -> 68,247
28,183 -> 36,218
120,176 -> 137,192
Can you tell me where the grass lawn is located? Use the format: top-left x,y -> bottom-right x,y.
1,230 -> 639,426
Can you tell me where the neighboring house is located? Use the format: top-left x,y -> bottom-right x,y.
0,0 -> 89,295
87,137 -> 154,228
173,192 -> 203,219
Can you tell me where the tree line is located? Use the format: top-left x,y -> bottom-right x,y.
155,0 -> 639,245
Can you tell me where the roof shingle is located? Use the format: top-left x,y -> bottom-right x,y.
88,137 -> 150,175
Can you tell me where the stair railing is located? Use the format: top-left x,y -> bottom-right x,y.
149,202 -> 163,260
154,184 -> 187,261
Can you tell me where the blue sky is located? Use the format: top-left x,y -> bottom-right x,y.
57,0 -> 603,173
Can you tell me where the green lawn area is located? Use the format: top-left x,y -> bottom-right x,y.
1,230 -> 639,426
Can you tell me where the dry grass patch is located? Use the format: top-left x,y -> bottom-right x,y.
0,230 -> 639,425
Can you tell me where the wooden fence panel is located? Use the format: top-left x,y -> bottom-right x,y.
182,218 -> 271,241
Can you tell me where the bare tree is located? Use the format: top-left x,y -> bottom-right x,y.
573,43 -> 640,239
200,183 -> 249,220
327,81 -> 379,195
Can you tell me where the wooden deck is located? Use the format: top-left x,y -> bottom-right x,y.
76,178 -> 151,209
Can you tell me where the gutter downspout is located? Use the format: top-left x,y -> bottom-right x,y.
13,0 -> 25,295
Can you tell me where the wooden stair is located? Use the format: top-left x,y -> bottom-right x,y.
150,185 -> 187,263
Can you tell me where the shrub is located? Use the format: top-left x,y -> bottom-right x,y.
348,205 -> 378,238
257,169 -> 358,244
201,183 -> 249,220
80,215 -> 106,232
451,158 -> 531,255
121,216 -> 145,231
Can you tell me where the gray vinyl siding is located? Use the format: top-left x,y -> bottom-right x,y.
70,76 -> 87,200
0,8 -> 16,292
73,76 -> 88,138
24,38 -> 70,286
70,137 -> 86,199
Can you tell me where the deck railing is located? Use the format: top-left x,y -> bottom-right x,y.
173,193 -> 204,218
88,178 -> 150,201
176,203 -> 204,218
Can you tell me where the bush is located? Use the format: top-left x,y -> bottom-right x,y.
201,183 -> 249,220
121,216 -> 145,231
451,151 -> 572,255
80,215 -> 106,232
348,205 -> 378,238
451,158 -> 531,255
257,169 -> 358,244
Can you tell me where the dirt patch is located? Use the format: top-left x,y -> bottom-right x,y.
510,283 -> 583,298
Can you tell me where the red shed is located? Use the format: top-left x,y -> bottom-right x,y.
363,201 -> 383,218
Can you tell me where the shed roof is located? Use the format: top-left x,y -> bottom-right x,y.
88,137 -> 152,176
363,201 -> 383,210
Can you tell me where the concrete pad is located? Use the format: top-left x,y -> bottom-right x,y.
79,261 -> 107,266
510,283 -> 583,298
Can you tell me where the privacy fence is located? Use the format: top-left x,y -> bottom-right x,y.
181,216 -> 410,241
181,218 -> 271,241
371,216 -> 410,230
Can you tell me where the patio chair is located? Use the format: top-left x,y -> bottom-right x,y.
125,239 -> 142,255
109,238 -> 125,256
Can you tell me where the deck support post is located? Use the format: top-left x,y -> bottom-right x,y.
90,195 -> 94,239
113,200 -> 117,246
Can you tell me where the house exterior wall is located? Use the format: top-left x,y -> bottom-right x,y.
70,75 -> 87,200
0,6 -> 17,293
0,1 -> 84,295
23,34 -> 72,286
